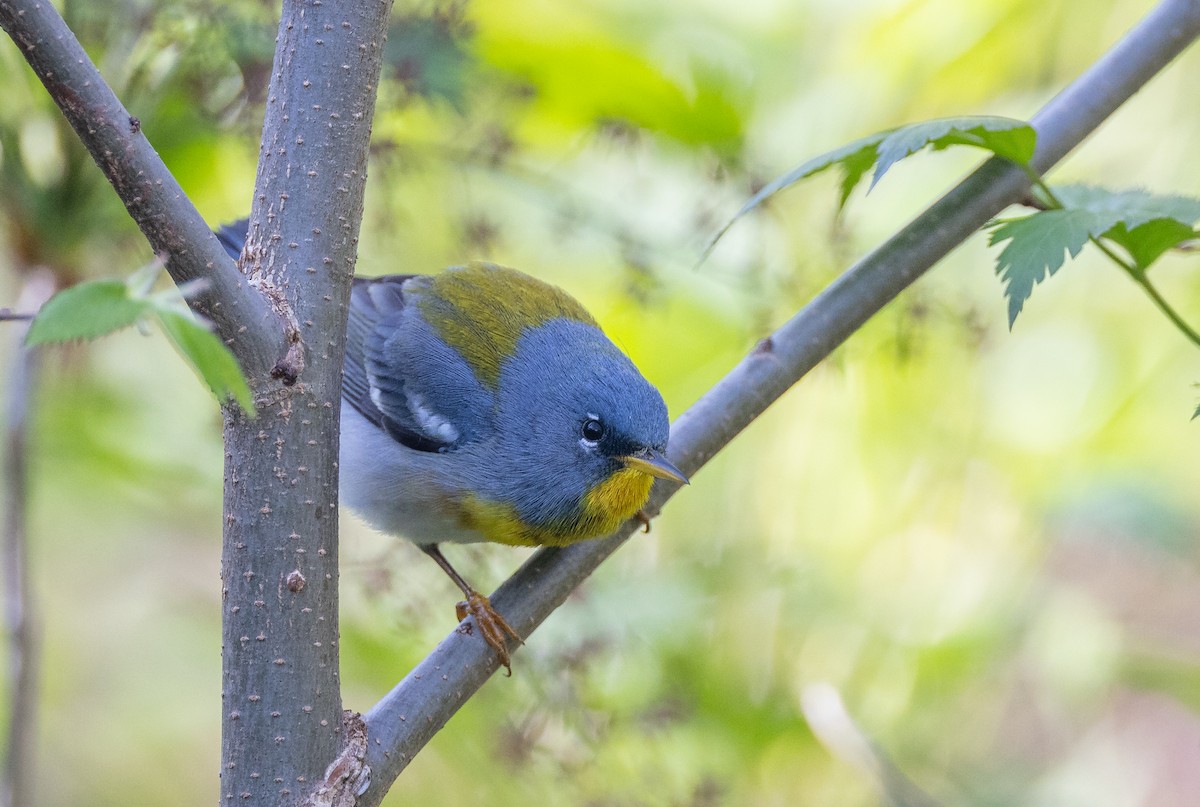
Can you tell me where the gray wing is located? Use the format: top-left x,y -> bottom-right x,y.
346,276 -> 451,453
213,220 -> 479,454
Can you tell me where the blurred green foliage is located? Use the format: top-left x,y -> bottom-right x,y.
3,0 -> 1200,805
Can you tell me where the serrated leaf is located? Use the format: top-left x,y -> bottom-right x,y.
156,308 -> 256,415
25,279 -> 153,346
871,116 -> 1035,190
1052,185 -> 1200,228
757,129 -> 893,206
1050,185 -> 1200,270
836,137 -> 887,209
991,184 -> 1200,333
703,116 -> 1034,260
989,208 -> 1124,327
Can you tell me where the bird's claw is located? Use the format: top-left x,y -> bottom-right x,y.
634,509 -> 652,533
456,592 -> 522,675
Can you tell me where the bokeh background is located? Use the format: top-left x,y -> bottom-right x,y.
3,0 -> 1200,804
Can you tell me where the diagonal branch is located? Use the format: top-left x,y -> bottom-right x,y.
356,0 -> 1200,801
0,0 -> 285,378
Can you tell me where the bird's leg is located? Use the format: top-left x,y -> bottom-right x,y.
419,544 -> 522,675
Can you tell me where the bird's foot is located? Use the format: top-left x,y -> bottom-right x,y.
456,591 -> 522,675
634,509 -> 652,533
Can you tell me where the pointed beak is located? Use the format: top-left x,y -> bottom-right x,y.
619,449 -> 690,485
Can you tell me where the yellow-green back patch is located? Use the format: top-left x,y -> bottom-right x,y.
419,263 -> 598,389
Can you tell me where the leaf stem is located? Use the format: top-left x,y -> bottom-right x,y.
1090,236 -> 1200,348
1021,166 -> 1065,209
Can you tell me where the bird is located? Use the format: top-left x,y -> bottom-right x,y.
216,220 -> 688,672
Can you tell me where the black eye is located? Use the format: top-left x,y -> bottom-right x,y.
581,417 -> 605,443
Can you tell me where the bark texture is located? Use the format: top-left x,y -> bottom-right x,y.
219,0 -> 393,802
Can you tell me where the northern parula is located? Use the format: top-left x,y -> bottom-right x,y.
217,221 -> 687,671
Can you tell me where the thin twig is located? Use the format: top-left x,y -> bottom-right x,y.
801,683 -> 946,807
2,271 -> 55,807
800,683 -> 883,784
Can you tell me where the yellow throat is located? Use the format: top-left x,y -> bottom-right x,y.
460,468 -> 654,547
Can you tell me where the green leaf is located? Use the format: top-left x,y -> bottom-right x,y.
989,208 -> 1124,327
753,129 -> 892,208
871,116 -> 1036,190
1050,185 -> 1200,270
26,269 -> 256,415
1108,218 -> 1199,269
1051,185 -> 1200,228
703,116 -> 1034,260
25,279 -> 153,346
156,308 -> 256,415
988,185 -> 1200,326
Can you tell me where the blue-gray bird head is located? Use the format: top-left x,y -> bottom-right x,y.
481,316 -> 685,543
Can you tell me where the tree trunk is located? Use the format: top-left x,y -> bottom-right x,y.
218,0 -> 393,801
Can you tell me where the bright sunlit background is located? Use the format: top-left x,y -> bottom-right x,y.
2,0 -> 1199,804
